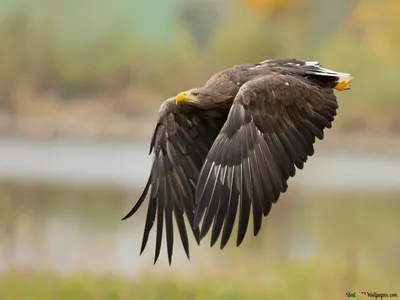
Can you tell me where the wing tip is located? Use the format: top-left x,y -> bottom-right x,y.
193,227 -> 201,245
121,214 -> 130,221
236,235 -> 245,248
210,237 -> 217,248
140,239 -> 147,256
220,229 -> 232,250
122,176 -> 152,220
253,224 -> 261,237
121,209 -> 136,221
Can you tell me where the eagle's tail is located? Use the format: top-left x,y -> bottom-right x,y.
256,59 -> 353,91
303,61 -> 353,91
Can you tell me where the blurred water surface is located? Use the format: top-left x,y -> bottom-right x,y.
0,181 -> 399,279
0,139 -> 399,280
0,138 -> 399,189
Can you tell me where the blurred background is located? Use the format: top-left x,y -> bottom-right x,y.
0,0 -> 399,299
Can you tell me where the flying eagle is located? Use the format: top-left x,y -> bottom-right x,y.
122,59 -> 353,264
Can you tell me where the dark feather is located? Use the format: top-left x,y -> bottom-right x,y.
194,73 -> 340,248
122,97 -> 228,263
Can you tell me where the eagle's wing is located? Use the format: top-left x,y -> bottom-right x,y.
194,74 -> 339,249
122,97 -> 228,264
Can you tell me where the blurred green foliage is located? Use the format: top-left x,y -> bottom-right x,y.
0,265 -> 399,300
0,0 -> 399,113
3,272 -> 281,300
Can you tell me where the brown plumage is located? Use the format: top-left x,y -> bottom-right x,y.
122,59 -> 353,264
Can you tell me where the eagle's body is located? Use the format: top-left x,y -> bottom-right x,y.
123,59 -> 353,264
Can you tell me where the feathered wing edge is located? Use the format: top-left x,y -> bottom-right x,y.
193,74 -> 343,249
122,99 -> 228,264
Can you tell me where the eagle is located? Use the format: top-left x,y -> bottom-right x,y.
122,59 -> 353,264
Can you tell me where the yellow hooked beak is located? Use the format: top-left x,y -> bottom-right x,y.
176,91 -> 198,104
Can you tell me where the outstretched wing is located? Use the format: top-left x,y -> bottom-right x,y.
194,74 -> 340,249
122,97 -> 228,264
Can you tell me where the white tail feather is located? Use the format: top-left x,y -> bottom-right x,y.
307,66 -> 353,81
253,59 -> 353,81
